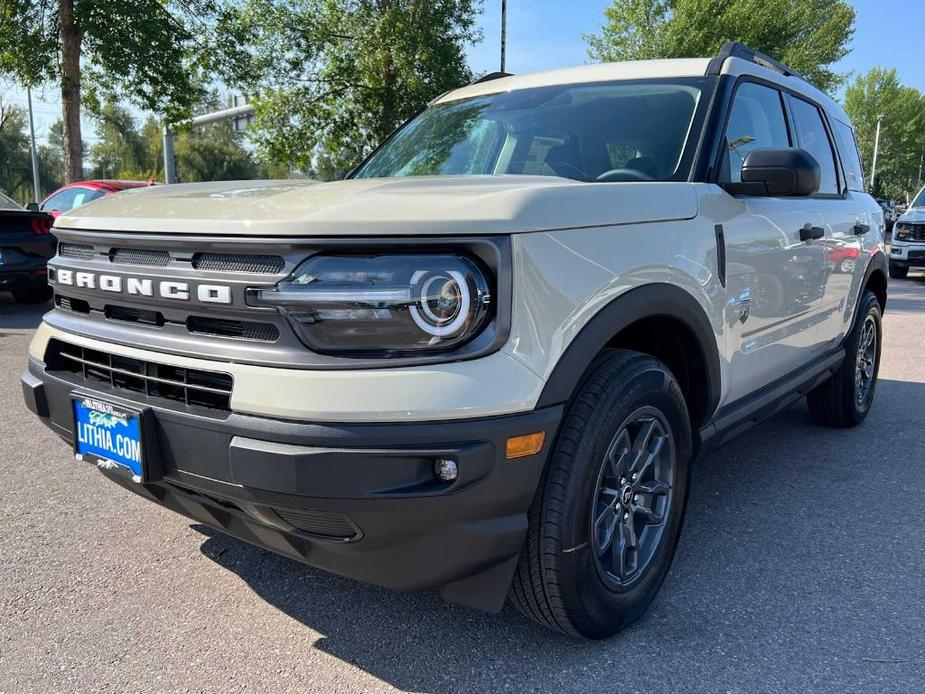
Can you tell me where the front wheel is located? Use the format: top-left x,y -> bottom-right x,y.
510,350 -> 692,639
807,291 -> 882,427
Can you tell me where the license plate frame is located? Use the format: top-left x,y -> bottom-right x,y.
72,394 -> 148,483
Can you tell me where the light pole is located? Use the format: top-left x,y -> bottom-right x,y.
500,0 -> 507,73
26,86 -> 42,203
870,114 -> 884,193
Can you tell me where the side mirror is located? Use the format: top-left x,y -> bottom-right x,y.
26,201 -> 40,212
742,147 -> 822,197
734,148 -> 821,197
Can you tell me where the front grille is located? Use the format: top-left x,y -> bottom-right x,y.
192,252 -> 285,274
272,507 -> 359,541
105,304 -> 165,327
55,295 -> 90,313
110,248 -> 173,267
910,224 -> 925,242
186,316 -> 279,342
59,243 -> 95,260
45,339 -> 233,410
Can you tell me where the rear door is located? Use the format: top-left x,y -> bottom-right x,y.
784,94 -> 868,349
718,81 -> 831,402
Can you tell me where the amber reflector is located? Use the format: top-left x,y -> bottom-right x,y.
506,432 -> 546,459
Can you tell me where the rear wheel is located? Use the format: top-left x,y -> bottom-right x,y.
510,349 -> 692,639
807,290 -> 882,428
888,262 -> 908,279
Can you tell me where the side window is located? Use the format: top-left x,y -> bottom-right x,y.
786,96 -> 840,195
41,188 -> 79,212
832,119 -> 866,192
721,83 -> 790,183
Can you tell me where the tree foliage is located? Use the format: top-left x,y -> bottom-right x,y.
0,1 -> 238,180
586,0 -> 855,93
226,0 -> 482,174
86,98 -> 260,183
843,68 -> 925,202
0,97 -> 63,202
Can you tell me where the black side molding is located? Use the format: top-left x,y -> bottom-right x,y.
714,224 -> 726,287
699,349 -> 845,453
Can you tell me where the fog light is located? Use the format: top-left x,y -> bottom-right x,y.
435,458 -> 458,482
506,432 -> 546,459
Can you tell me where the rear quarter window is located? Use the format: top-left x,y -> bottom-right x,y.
832,119 -> 866,192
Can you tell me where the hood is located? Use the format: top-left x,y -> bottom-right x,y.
898,207 -> 925,224
53,176 -> 698,236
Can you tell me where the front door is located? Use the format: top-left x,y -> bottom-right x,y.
717,81 -> 830,402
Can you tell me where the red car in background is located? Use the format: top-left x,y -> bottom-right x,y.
40,180 -> 156,217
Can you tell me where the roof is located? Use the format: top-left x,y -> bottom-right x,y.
60,179 -> 157,191
434,59 -> 713,104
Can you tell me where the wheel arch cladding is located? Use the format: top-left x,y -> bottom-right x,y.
536,283 -> 721,428
865,253 -> 888,313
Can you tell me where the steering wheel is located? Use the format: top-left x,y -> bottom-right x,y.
595,168 -> 656,183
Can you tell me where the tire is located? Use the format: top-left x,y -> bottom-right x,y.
888,262 -> 908,279
12,284 -> 52,304
807,291 -> 882,428
510,349 -> 692,639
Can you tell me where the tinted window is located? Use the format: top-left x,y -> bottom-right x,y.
357,80 -> 704,182
832,119 -> 865,192
41,187 -> 104,213
912,186 -> 925,209
720,83 -> 790,183
787,96 -> 839,195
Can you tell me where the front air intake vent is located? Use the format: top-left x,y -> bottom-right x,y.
45,339 -> 233,411
59,243 -> 95,260
272,507 -> 360,541
110,248 -> 173,267
186,316 -> 280,342
192,252 -> 285,274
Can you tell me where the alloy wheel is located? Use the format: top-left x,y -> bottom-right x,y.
591,407 -> 675,589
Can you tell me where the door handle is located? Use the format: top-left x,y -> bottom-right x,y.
799,225 -> 825,241
853,223 -> 871,235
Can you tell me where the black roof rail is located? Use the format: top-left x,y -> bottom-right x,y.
473,71 -> 513,84
706,41 -> 804,81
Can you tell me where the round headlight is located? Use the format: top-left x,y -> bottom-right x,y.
256,254 -> 493,354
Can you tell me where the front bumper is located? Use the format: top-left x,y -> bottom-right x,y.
890,243 -> 925,266
22,357 -> 562,612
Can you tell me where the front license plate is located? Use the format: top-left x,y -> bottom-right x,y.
72,396 -> 144,482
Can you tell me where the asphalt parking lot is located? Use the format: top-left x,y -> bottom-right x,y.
1,279 -> 924,694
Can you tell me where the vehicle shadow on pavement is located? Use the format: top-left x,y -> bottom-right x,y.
193,378 -> 925,693
0,294 -> 50,333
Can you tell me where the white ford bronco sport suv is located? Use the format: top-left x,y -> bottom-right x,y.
22,43 -> 887,639
890,184 -> 925,278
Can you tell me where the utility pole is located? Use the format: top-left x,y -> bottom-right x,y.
162,103 -> 256,184
26,87 -> 42,203
918,147 -> 923,186
500,0 -> 507,73
870,114 -> 884,193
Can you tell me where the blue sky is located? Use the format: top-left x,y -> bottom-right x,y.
3,0 -> 923,146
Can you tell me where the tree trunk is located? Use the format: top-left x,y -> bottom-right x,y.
59,0 -> 83,182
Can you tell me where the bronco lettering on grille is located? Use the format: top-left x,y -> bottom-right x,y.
53,269 -> 233,304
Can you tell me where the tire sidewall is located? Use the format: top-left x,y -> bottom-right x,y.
846,293 -> 883,418
554,357 -> 692,638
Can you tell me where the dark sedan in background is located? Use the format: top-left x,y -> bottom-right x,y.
0,191 -> 56,303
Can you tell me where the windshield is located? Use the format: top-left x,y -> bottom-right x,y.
0,191 -> 21,210
912,186 -> 925,209
355,79 -> 706,183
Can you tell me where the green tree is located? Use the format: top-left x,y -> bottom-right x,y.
0,102 -> 64,201
0,1 -> 237,182
586,0 -> 855,93
227,0 -> 482,174
88,103 -> 149,179
843,68 -> 925,201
